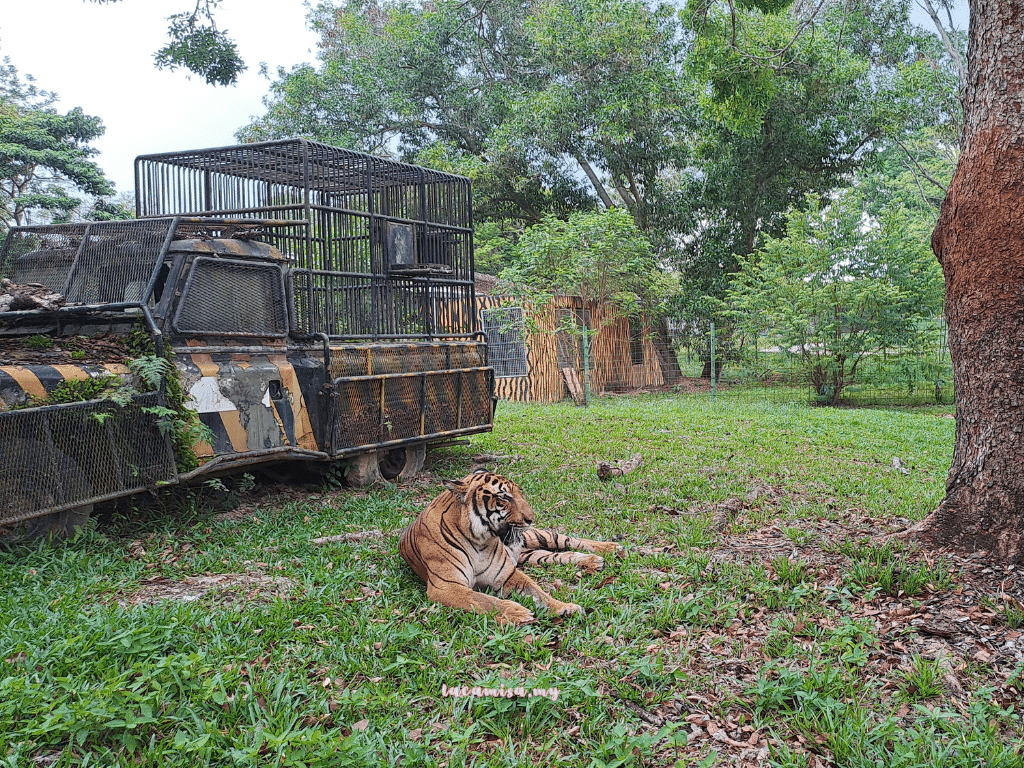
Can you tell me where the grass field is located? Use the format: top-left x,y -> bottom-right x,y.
2,393 -> 1023,767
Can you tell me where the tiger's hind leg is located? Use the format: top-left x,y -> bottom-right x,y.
520,549 -> 606,573
522,528 -> 622,555
519,528 -> 623,573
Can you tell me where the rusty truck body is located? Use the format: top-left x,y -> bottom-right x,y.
0,139 -> 494,538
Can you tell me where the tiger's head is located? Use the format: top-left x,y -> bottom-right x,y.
443,471 -> 535,547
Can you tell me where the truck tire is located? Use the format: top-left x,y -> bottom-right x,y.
0,440 -> 93,544
343,444 -> 427,487
344,452 -> 382,487
378,444 -> 426,481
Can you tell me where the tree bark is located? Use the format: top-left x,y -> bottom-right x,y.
654,317 -> 684,384
700,359 -> 723,381
904,0 -> 1024,562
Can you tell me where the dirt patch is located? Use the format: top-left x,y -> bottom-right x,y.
116,572 -> 297,608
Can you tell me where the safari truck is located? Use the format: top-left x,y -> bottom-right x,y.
0,139 -> 495,540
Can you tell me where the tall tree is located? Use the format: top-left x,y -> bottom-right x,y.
904,0 -> 1024,562
240,0 -> 690,231
668,0 -> 880,371
671,0 -> 963,382
674,0 -> 959,293
0,58 -> 113,230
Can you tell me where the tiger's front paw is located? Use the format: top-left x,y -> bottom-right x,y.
496,600 -> 536,625
579,554 -> 605,574
551,601 -> 584,616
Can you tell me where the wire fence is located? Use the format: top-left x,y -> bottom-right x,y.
654,323 -> 954,407
670,345 -> 954,407
565,323 -> 952,408
477,297 -> 953,408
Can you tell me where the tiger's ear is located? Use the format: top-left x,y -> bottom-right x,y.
442,478 -> 470,503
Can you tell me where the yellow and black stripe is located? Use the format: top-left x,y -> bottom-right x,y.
0,363 -> 130,409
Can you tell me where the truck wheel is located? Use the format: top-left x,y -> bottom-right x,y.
378,444 -> 426,481
343,444 -> 427,487
0,440 -> 93,545
344,452 -> 382,487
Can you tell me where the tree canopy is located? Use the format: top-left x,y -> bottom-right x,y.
242,0 -> 961,296
240,0 -> 692,232
669,0 -> 963,319
232,0 -> 965,395
500,208 -> 676,315
0,57 -> 113,230
727,192 -> 945,403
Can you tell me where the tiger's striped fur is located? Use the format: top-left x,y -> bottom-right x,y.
398,471 -> 622,624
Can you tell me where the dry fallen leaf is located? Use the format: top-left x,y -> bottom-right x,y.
352,719 -> 369,731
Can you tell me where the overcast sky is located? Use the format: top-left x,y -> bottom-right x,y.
2,0 -> 319,196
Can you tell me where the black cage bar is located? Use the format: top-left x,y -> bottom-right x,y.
135,139 -> 477,341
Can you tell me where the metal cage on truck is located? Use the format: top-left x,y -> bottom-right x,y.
0,139 -> 495,539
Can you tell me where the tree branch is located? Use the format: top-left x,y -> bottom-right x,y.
914,0 -> 966,88
575,156 -> 616,209
892,136 -> 949,194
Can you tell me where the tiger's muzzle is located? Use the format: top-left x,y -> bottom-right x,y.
501,523 -> 529,548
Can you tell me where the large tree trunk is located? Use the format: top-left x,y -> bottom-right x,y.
905,0 -> 1024,562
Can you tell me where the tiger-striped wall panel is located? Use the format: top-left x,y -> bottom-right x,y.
475,293 -> 667,403
476,294 -> 533,402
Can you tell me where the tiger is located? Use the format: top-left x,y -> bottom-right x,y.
398,471 -> 622,624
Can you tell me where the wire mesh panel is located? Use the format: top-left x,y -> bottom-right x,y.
0,393 -> 177,525
135,139 -> 477,340
450,342 -> 487,369
332,366 -> 492,453
383,376 -> 422,441
480,307 -> 528,378
333,378 -> 383,447
173,257 -> 288,337
0,219 -> 174,304
0,223 -> 88,293
423,372 -> 461,435
460,369 -> 493,428
64,220 -> 175,304
328,342 -> 482,378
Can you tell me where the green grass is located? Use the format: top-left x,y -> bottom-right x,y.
2,393 -> 1020,766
